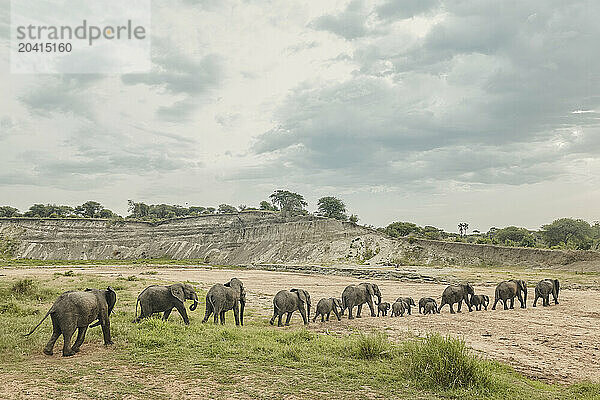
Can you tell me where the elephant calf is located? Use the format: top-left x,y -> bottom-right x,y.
423,302 -> 437,315
134,283 -> 198,325
418,297 -> 438,314
270,288 -> 311,326
390,301 -> 405,317
25,287 -> 117,357
377,302 -> 391,316
396,297 -> 416,315
313,297 -> 342,322
533,279 -> 560,307
471,294 -> 489,311
203,278 -> 246,325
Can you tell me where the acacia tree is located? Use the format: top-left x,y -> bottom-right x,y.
541,218 -> 593,249
75,201 -> 104,218
0,206 -> 20,217
269,190 -> 307,216
317,196 -> 347,220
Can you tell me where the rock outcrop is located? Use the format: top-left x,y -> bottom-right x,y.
1,211 -> 599,268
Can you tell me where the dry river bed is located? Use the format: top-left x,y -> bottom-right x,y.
2,265 -> 599,384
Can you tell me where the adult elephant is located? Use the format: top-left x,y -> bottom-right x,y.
134,283 -> 198,325
492,279 -> 527,310
533,279 -> 560,307
270,288 -> 311,326
438,283 -> 474,314
25,287 -> 117,357
202,278 -> 246,325
341,282 -> 381,319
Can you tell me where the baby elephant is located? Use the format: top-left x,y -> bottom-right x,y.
25,287 -> 117,357
396,297 -> 416,315
377,302 -> 391,316
471,294 -> 490,311
134,283 -> 198,325
313,298 -> 342,322
423,302 -> 437,315
533,279 -> 560,307
418,297 -> 439,314
270,288 -> 311,326
390,300 -> 406,317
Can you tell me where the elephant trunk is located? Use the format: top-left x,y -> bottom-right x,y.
189,293 -> 198,311
375,295 -> 381,305
523,286 -> 528,308
240,299 -> 245,326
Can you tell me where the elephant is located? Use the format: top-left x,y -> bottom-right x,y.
396,297 -> 416,315
202,278 -> 246,325
377,302 -> 391,316
418,297 -> 438,314
270,288 -> 311,326
438,283 -> 475,314
471,294 -> 489,311
390,300 -> 405,317
134,283 -> 198,325
25,287 -> 116,357
492,280 -> 527,310
313,297 -> 342,322
533,279 -> 560,307
423,302 -> 437,315
341,282 -> 382,319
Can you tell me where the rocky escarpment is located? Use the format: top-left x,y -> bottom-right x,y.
1,211 -> 599,268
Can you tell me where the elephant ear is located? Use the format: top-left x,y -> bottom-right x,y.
365,284 -> 374,297
170,284 -> 185,303
105,287 -> 117,315
291,288 -> 308,304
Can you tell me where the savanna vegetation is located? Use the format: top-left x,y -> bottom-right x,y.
1,275 -> 598,399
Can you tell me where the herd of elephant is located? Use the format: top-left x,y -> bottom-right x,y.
24,276 -> 560,356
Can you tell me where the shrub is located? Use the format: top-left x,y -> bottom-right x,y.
403,334 -> 492,390
350,333 -> 393,360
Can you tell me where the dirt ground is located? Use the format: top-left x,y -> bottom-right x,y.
3,265 -> 599,384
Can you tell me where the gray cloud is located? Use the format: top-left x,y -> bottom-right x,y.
249,0 -> 600,191
376,0 -> 440,20
311,0 -> 384,40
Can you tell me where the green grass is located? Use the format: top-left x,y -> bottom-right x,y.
0,275 -> 598,399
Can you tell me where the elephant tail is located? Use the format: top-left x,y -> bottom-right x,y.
23,309 -> 52,337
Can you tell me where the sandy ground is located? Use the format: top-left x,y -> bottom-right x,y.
3,265 -> 599,384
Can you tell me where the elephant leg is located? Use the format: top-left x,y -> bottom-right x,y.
457,301 -> 462,313
492,298 -> 499,310
533,294 -> 538,307
348,305 -> 354,320
367,301 -> 376,317
233,303 -> 240,326
312,313 -> 318,323
271,308 -> 278,325
175,303 -> 190,325
285,312 -> 293,326
43,315 -> 61,356
163,308 -> 172,321
277,312 -> 284,327
438,299 -> 446,313
61,325 -> 76,357
219,310 -> 225,325
325,312 -> 330,321
503,299 -> 508,310
554,293 -> 559,305
509,298 -> 514,309
449,303 -> 455,314
356,304 -> 363,318
101,319 -> 113,345
407,306 -> 411,315
71,326 -> 88,353
333,308 -> 341,321
202,300 -> 213,323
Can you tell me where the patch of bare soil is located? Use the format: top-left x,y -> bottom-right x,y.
3,265 -> 600,384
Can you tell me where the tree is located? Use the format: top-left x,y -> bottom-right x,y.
317,196 -> 347,220
127,200 -> 150,218
0,206 -> 21,217
24,204 -> 74,218
458,222 -> 469,237
349,214 -> 359,224
238,204 -> 247,211
541,218 -> 593,249
75,201 -> 104,218
188,206 -> 206,215
259,200 -> 278,211
269,190 -> 307,215
493,226 -> 535,247
218,204 -> 237,214
385,222 -> 421,238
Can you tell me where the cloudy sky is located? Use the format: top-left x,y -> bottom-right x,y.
1,0 -> 599,232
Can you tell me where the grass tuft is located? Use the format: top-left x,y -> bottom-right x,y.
350,332 -> 393,360
403,333 -> 492,390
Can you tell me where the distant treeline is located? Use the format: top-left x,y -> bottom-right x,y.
1,189 -> 598,251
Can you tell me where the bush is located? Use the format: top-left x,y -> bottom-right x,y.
350,333 -> 393,360
403,334 -> 492,390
